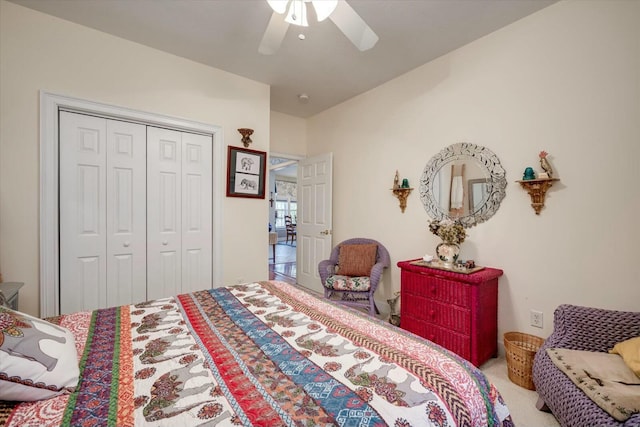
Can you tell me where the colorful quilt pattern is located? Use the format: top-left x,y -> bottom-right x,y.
4,281 -> 513,426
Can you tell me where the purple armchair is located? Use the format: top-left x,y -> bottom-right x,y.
533,304 -> 640,427
318,238 -> 390,316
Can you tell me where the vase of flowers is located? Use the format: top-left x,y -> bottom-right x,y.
429,218 -> 466,267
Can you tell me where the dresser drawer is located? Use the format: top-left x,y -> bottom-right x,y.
401,269 -> 471,307
402,294 -> 471,334
402,317 -> 471,361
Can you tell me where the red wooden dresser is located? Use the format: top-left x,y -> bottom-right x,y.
397,260 -> 504,367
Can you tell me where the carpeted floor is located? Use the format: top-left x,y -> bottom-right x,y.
481,357 -> 560,426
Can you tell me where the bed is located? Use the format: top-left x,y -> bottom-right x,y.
1,281 -> 513,426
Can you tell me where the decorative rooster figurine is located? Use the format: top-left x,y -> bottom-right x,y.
539,150 -> 553,178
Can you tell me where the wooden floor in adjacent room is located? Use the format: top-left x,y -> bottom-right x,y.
269,241 -> 296,284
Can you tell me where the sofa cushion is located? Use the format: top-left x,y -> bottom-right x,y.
336,243 -> 377,276
0,306 -> 79,401
610,336 -> 640,377
547,348 -> 640,421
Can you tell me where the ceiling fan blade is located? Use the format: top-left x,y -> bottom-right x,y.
266,0 -> 289,15
259,12 -> 290,55
329,0 -> 378,51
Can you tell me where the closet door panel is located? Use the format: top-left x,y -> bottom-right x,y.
106,120 -> 147,307
60,112 -> 107,314
147,127 -> 182,300
60,113 -> 214,311
181,133 -> 212,293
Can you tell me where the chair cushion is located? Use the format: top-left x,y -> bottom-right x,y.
610,336 -> 640,377
325,275 -> 371,291
336,243 -> 377,276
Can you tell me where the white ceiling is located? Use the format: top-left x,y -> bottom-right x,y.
10,0 -> 555,118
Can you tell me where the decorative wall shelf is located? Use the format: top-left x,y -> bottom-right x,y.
391,187 -> 413,213
516,178 -> 559,214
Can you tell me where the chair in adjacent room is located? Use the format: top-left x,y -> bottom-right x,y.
318,238 -> 390,316
284,215 -> 296,244
268,231 -> 278,260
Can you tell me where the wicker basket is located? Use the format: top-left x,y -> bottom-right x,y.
503,331 -> 544,390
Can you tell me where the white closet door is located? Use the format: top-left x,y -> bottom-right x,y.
60,112 -> 107,314
147,127 -> 183,300
61,115 -> 212,311
106,120 -> 147,307
181,132 -> 212,293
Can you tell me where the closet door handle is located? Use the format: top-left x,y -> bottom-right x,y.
123,241 -> 130,247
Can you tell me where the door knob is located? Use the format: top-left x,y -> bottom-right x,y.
320,230 -> 331,235
123,241 -> 130,247
162,241 -> 168,246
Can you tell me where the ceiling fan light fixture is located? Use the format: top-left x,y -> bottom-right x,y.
261,0 -> 377,54
284,0 -> 308,27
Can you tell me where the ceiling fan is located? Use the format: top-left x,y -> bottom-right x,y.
259,0 -> 379,55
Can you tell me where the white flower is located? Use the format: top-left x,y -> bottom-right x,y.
429,219 -> 466,244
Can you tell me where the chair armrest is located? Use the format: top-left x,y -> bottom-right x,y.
543,304 -> 640,352
318,259 -> 337,285
368,262 -> 387,292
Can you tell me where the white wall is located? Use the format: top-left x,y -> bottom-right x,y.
0,1 -> 271,315
268,111 -> 306,232
307,0 -> 640,340
270,111 -> 307,156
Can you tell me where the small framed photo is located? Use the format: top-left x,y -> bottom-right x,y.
226,146 -> 266,198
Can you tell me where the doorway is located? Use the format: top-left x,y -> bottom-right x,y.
268,156 -> 298,284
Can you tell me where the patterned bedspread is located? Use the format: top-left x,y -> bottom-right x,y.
3,281 -> 513,426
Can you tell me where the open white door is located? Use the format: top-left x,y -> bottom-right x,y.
296,153 -> 332,293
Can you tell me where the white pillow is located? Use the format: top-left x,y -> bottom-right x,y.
0,306 -> 79,401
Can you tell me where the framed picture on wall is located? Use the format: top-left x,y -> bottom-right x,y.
226,146 -> 266,198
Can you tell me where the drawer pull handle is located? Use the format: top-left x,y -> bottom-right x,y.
123,241 -> 130,247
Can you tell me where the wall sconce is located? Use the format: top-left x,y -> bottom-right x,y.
517,151 -> 560,214
517,177 -> 559,214
391,170 -> 413,213
238,128 -> 254,147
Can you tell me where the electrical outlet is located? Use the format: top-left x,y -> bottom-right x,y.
530,310 -> 543,328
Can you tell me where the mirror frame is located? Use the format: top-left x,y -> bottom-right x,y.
419,142 -> 506,228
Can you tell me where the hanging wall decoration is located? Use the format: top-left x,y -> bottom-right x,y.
226,146 -> 266,199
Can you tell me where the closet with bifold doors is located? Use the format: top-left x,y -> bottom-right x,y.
59,111 -> 212,314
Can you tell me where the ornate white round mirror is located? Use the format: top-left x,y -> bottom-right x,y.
419,142 -> 507,228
